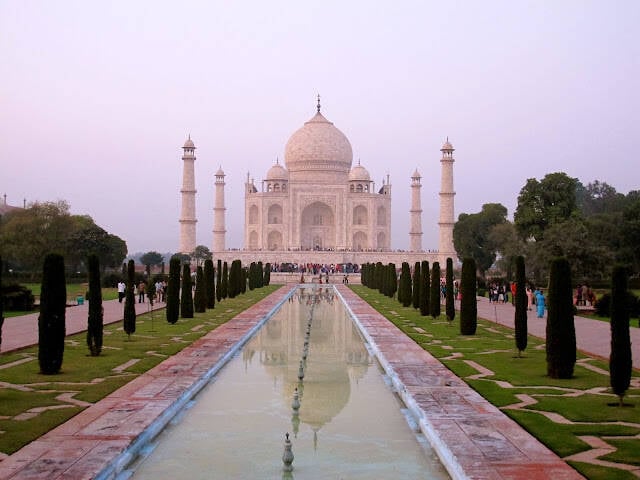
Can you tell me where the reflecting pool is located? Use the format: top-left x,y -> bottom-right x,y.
128,286 -> 449,479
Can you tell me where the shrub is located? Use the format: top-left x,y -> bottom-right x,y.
123,259 -> 136,337
514,256 -> 527,355
546,257 -> 576,379
430,262 -> 441,318
204,259 -> 215,309
610,265 -> 632,406
460,258 -> 477,335
181,263 -> 194,318
445,258 -> 455,323
166,257 -> 181,324
86,254 -> 103,356
264,263 -> 271,286
38,253 -> 66,374
1,283 -> 35,311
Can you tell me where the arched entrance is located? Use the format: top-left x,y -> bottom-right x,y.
301,202 -> 335,250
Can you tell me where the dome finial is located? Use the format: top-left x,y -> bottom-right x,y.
317,93 -> 321,113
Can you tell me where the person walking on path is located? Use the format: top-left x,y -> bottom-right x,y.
117,281 -> 126,303
535,288 -> 546,318
138,281 -> 146,303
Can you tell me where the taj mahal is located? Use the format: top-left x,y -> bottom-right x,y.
178,97 -> 457,268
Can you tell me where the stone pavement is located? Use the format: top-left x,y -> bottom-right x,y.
0,285 -> 590,479
475,297 -> 640,369
0,298 -> 166,353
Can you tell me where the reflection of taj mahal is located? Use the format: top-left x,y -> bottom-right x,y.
179,97 -> 457,267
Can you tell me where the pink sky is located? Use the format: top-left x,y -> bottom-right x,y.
1,1 -> 638,255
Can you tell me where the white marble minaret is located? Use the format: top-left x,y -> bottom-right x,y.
212,167 -> 226,252
438,138 -> 456,260
179,136 -> 197,254
409,169 -> 423,252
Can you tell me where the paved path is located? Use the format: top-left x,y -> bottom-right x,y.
475,297 -> 640,369
1,299 -> 166,353
0,286 -> 583,480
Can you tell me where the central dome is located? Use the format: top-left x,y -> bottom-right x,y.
284,111 -> 353,182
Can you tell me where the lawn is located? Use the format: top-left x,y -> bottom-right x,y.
0,285 -> 279,456
350,285 -> 640,480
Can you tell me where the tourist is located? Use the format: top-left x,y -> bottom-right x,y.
117,281 -> 126,303
138,280 -> 146,303
535,289 -> 545,318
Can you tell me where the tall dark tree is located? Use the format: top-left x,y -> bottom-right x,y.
257,261 -> 264,288
248,262 -> 256,290
387,263 -> 397,298
460,258 -> 477,335
166,257 -> 181,324
375,262 -> 384,293
123,259 -> 136,338
216,259 -> 222,302
221,261 -> 229,299
181,263 -> 194,318
445,258 -> 455,324
86,254 -> 103,356
546,257 -> 576,379
204,259 -> 215,309
430,262 -> 441,318
420,261 -> 430,316
610,266 -> 632,406
194,266 -> 206,313
514,256 -> 528,356
228,260 -> 240,298
412,262 -> 421,309
264,263 -> 271,286
0,256 -> 4,351
398,262 -> 412,307
38,253 -> 66,374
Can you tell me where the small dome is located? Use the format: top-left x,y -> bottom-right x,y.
215,167 -> 225,176
441,139 -> 454,151
266,162 -> 288,181
183,136 -> 195,149
348,164 -> 370,182
412,168 -> 421,178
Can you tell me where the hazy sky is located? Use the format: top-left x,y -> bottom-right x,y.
2,1 -> 638,255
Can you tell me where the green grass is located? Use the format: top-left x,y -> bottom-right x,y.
350,285 -> 640,480
0,285 -> 279,455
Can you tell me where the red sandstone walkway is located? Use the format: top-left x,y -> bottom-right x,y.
0,299 -> 165,353
0,286 -> 587,479
475,297 -> 640,370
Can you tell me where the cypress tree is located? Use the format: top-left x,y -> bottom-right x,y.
166,257 -> 181,324
221,261 -> 229,299
0,256 -> 4,351
546,257 -> 576,379
445,258 -> 455,324
514,256 -> 528,356
257,261 -> 264,288
264,263 -> 271,286
86,254 -> 103,356
398,262 -> 412,307
228,260 -> 239,298
610,265 -> 632,406
387,263 -> 397,298
241,266 -> 247,293
248,262 -> 256,290
123,259 -> 136,338
460,257 -> 477,335
420,260 -> 430,316
194,266 -> 206,313
375,262 -> 384,293
181,263 -> 194,318
38,253 -> 66,374
216,259 -> 222,302
430,262 -> 441,318
412,262 -> 421,309
204,259 -> 215,309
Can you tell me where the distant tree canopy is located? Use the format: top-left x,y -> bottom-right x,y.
0,200 -> 127,276
190,245 -> 212,267
453,203 -> 508,277
454,173 -> 639,283
140,251 -> 164,269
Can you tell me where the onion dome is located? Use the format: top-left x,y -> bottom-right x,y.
266,160 -> 288,181
348,162 -> 371,182
441,138 -> 454,151
284,101 -> 353,183
183,135 -> 195,149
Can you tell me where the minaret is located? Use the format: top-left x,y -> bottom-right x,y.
409,169 -> 423,252
438,138 -> 456,259
212,167 -> 226,252
179,136 -> 197,254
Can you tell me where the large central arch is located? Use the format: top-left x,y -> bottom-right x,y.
300,201 -> 335,250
